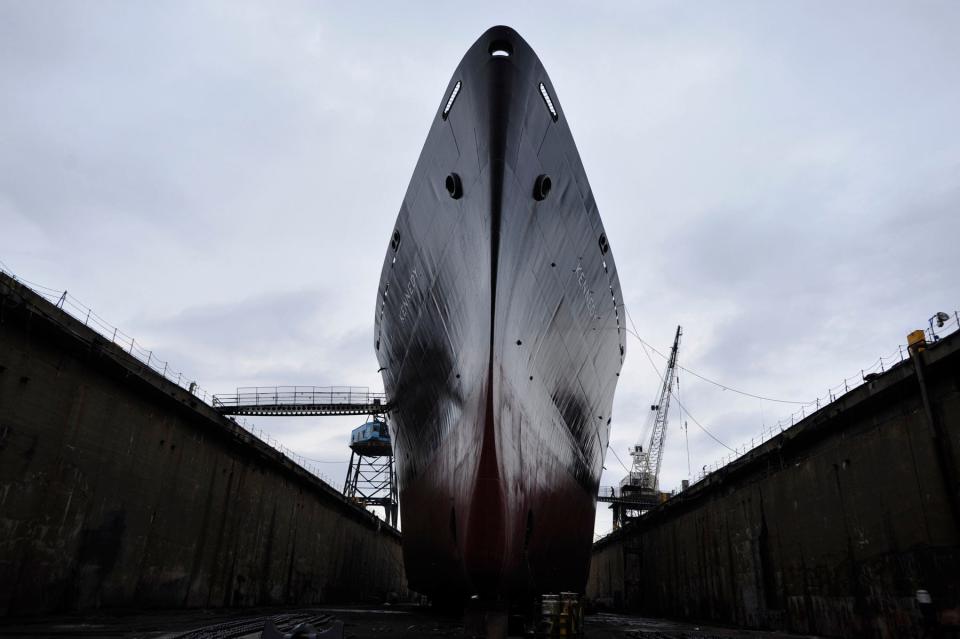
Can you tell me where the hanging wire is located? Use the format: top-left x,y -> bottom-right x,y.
677,400 -> 736,453
623,306 -> 813,405
606,444 -> 632,475
632,324 -> 736,454
299,455 -> 347,464
677,371 -> 691,479
621,303 -> 960,482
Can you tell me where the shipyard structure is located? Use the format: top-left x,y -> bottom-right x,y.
0,274 -> 406,615
588,327 -> 960,637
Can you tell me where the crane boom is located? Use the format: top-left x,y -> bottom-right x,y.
640,325 -> 682,492
605,325 -> 683,528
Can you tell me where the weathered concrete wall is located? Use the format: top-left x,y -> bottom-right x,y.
588,330 -> 960,637
0,274 -> 406,615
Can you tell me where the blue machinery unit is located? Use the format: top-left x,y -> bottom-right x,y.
344,416 -> 398,527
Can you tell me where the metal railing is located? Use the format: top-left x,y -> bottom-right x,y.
0,262 -> 216,404
691,310 -> 960,484
214,386 -> 387,409
212,386 -> 390,417
596,485 -> 656,503
224,415 -> 344,492
0,262 -> 347,494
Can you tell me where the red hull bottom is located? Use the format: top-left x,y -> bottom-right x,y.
400,441 -> 597,601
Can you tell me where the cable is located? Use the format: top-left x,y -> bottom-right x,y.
622,306 -> 813,405
606,444 -> 631,475
678,372 -> 691,479
635,334 -> 736,453
0,262 -> 63,295
674,359 -> 813,404
676,397 -> 736,453
13,276 -> 63,294
299,457 -> 346,464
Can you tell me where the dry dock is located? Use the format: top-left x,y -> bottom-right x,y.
0,273 -> 405,615
2,268 -> 959,637
588,327 -> 960,636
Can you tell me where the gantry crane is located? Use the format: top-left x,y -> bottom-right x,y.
600,325 -> 682,528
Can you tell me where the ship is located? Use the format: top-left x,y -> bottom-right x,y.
374,26 -> 626,603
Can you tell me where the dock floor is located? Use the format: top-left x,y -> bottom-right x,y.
0,605 -> 819,638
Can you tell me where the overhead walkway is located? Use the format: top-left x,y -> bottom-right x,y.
212,386 -> 390,417
597,485 -> 660,507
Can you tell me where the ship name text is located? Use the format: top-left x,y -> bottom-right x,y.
574,262 -> 597,319
398,268 -> 419,322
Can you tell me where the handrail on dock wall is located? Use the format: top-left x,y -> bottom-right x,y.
601,310 -> 960,503
0,264 -> 376,497
690,311 -> 960,485
0,263 -> 217,404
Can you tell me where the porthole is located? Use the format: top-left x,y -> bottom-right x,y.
445,173 -> 463,199
533,174 -> 552,201
598,234 -> 609,255
391,230 -> 401,251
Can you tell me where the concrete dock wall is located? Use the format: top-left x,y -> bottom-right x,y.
0,274 -> 406,615
588,330 -> 960,637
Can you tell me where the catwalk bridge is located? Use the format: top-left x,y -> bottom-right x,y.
212,386 -> 390,417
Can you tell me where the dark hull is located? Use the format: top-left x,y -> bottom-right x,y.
374,26 -> 625,601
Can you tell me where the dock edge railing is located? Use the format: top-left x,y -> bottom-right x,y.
0,262 -> 217,404
690,310 -> 960,485
0,262 -> 352,494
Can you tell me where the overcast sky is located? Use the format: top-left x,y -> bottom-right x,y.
2,2 -> 958,537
